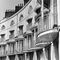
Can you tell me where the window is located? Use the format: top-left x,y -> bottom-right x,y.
20,40 -> 23,51
1,25 -> 5,30
28,5 -> 33,14
32,30 -> 34,37
10,20 -> 15,26
27,18 -> 32,25
35,7 -> 41,14
19,25 -> 23,35
37,0 -> 41,5
17,40 -> 23,52
3,45 -> 6,54
44,14 -> 49,30
9,30 -> 14,39
27,18 -> 32,30
19,14 -> 23,21
53,24 -> 58,29
1,34 -> 5,41
10,43 -> 15,53
44,0 -> 50,9
0,46 -> 1,54
28,35 -> 32,48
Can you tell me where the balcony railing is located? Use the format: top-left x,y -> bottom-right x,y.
0,38 -> 5,42
18,30 -> 23,36
9,35 -> 14,39
26,23 -> 32,31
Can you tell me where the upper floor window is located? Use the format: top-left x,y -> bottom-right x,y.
27,18 -> 32,30
27,18 -> 32,25
35,7 -> 41,14
18,25 -> 23,35
10,20 -> 15,26
1,34 -> 5,41
37,0 -> 42,5
28,5 -> 33,14
1,25 -> 5,30
17,40 -> 23,52
19,14 -> 23,21
44,0 -> 50,9
44,14 -> 49,30
9,30 -> 14,39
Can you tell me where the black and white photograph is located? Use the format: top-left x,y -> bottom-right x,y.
0,0 -> 59,60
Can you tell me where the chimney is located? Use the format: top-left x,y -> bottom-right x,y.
15,3 -> 23,12
24,0 -> 29,5
5,10 -> 15,18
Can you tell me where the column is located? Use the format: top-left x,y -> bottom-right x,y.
43,48 -> 47,60
6,56 -> 10,60
57,0 -> 60,26
33,51 -> 37,60
53,0 -> 58,24
57,0 -> 60,59
49,0 -> 54,29
15,55 -> 19,60
41,0 -> 44,31
25,53 -> 27,60
50,42 -> 56,60
59,30 -> 60,60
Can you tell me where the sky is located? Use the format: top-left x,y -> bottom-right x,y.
0,0 -> 23,20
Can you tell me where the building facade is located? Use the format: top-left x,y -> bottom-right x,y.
0,0 -> 59,60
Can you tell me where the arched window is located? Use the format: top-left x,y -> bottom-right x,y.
10,20 -> 15,26
19,14 -> 23,21
28,5 -> 33,14
1,25 -> 5,30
